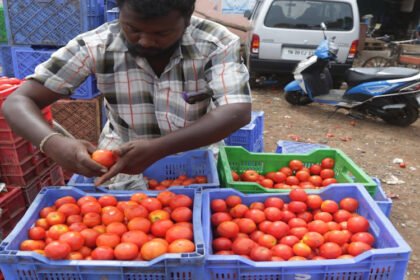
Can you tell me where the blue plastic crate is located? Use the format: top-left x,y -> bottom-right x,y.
372,177 -> 392,218
105,0 -> 117,11
0,186 -> 205,279
0,44 -> 14,77
68,149 -> 220,190
3,0 -> 105,46
11,46 -> 99,99
275,140 -> 329,154
202,185 -> 411,280
224,111 -> 264,152
106,7 -> 119,22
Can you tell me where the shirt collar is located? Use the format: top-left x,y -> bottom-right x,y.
106,21 -> 203,60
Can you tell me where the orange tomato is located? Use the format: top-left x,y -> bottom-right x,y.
91,149 -> 116,168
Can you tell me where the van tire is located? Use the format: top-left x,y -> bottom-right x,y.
285,91 -> 313,105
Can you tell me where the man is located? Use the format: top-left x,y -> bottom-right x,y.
2,0 -> 252,189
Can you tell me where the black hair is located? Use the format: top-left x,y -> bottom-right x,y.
116,0 -> 196,19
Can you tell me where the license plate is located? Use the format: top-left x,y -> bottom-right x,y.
282,47 -> 315,60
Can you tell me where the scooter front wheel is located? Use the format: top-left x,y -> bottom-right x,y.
285,91 -> 313,105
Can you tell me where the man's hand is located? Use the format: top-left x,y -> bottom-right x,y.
94,139 -> 162,186
43,135 -> 107,178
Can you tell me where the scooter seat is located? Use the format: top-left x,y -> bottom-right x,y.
345,67 -> 419,87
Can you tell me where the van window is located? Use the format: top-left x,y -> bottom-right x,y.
264,0 -> 353,31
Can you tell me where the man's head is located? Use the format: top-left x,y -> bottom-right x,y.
117,0 -> 196,58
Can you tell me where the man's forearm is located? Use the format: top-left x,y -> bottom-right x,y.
155,103 -> 252,157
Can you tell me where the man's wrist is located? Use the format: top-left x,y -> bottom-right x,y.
39,132 -> 62,153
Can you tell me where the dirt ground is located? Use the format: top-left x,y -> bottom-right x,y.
251,85 -> 420,279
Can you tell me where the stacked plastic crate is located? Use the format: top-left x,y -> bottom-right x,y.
0,82 -> 65,211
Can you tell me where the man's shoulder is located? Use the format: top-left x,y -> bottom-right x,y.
189,16 -> 239,47
75,21 -> 120,47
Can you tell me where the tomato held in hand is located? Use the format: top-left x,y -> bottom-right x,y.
91,150 -> 116,168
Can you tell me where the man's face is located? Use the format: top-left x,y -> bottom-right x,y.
119,4 -> 189,58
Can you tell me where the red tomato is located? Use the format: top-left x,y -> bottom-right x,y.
250,246 -> 272,261
309,164 -> 322,175
289,189 -> 308,202
260,178 -> 274,188
321,157 -> 335,169
211,199 -> 228,213
339,197 -> 359,212
96,233 -> 120,248
91,149 -> 116,168
229,204 -> 249,218
319,242 -> 342,259
307,220 -> 329,235
333,209 -> 352,223
280,235 -> 300,247
292,242 -> 312,257
314,212 -> 333,223
212,237 -> 232,251
266,221 -> 289,239
320,200 -> 339,214
322,178 -> 338,187
324,230 -> 348,245
141,240 -> 168,260
295,170 -> 310,182
306,194 -> 323,209
231,171 -> 240,181
28,227 -> 46,240
347,216 -> 369,233
288,201 -> 307,213
237,218 -> 257,234
216,221 -> 239,239
151,219 -> 174,237
44,241 -> 71,260
348,241 -> 372,256
264,207 -> 283,221
320,168 -> 335,179
285,176 -> 300,186
171,207 -> 192,222
141,198 -> 163,212
114,242 -> 139,260
288,218 -> 307,228
121,230 -> 149,248
211,212 -> 232,226
91,246 -> 115,260
168,239 -> 195,253
231,237 -> 255,255
351,232 -> 375,245
289,160 -> 304,171
308,175 -> 323,187
302,231 -> 325,248
279,167 -> 293,177
258,234 -> 277,248
272,171 -> 287,183
225,195 -> 242,208
241,170 -> 259,182
264,197 -> 284,209
244,209 -> 266,224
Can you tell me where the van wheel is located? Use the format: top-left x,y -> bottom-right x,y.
285,91 -> 312,105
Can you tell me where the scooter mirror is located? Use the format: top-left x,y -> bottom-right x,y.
321,22 -> 327,30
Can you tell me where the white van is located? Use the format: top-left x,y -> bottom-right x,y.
244,0 -> 360,87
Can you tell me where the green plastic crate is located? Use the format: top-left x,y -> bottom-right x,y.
217,146 -> 377,195
0,7 -> 6,43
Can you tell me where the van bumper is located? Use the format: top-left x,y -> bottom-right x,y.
249,57 -> 353,78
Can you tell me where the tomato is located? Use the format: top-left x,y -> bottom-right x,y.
229,204 -> 249,218
40,206 -> 56,218
321,157 -> 335,169
289,189 -> 308,202
106,222 -> 128,236
225,195 -> 242,208
216,221 -> 239,239
309,164 -> 322,175
102,207 -> 125,225
292,242 -> 312,257
308,175 -> 323,187
333,209 -> 352,223
47,224 -> 69,240
55,196 -> 77,208
148,209 -> 169,223
169,194 -> 193,209
20,240 -> 46,251
348,241 -> 371,256
114,242 -> 139,260
59,231 -> 85,251
289,160 -> 304,171
68,222 -> 88,232
241,170 -> 259,182
120,230 -> 149,248
168,239 -> 195,253
44,241 -> 71,260
320,200 -> 339,214
213,237 -> 233,251
77,196 -> 97,206
231,171 -> 240,181
141,240 -> 168,260
288,218 -> 307,228
264,197 -> 284,209
324,230 -> 348,245
244,209 -> 266,224
97,195 -> 118,207
266,221 -> 289,239
57,203 -> 80,217
82,212 -> 101,227
339,197 -> 359,212
80,201 -> 102,215
295,170 -> 310,182
288,201 -> 307,213
46,211 -> 66,226
127,217 -> 151,233
307,220 -> 329,235
264,207 -> 283,221
302,231 -> 324,248
281,210 -> 296,223
258,234 -> 277,248
91,246 -> 114,260
67,214 -> 83,225
250,246 -> 272,261
80,228 -> 100,248
320,168 -> 335,179
271,244 -> 293,260
91,149 -> 116,168
28,227 -> 46,240
280,235 -> 300,247
96,233 -> 121,248
322,178 -> 338,187
139,198 -> 162,212
231,237 -> 255,255
319,242 -> 342,259
351,232 -> 375,245
279,167 -> 293,176
211,212 -> 232,226
211,199 -> 228,213
347,216 -> 369,233
314,211 -> 333,222
260,178 -> 274,188
285,176 -> 300,186
237,218 -> 257,234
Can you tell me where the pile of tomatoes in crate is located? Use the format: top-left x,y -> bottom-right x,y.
232,157 -> 338,189
19,191 -> 196,261
210,189 -> 374,261
147,175 -> 208,190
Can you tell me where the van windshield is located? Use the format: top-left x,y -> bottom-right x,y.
264,0 -> 353,31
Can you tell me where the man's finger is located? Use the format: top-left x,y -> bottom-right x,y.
94,162 -> 123,186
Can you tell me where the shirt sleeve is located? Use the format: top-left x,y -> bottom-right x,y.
205,38 -> 252,106
26,37 -> 94,96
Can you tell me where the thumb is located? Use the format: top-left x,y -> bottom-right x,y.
81,140 -> 97,154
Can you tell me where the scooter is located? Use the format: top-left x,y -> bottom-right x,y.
284,23 -> 420,126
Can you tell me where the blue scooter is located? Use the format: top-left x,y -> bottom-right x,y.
284,23 -> 420,126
